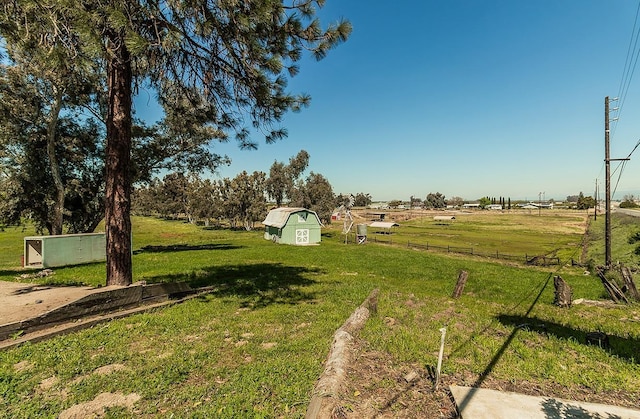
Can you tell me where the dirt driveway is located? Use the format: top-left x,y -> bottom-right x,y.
0,280 -> 110,325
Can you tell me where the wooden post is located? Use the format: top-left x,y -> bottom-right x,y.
452,270 -> 469,299
553,275 -> 572,308
621,266 -> 640,302
434,327 -> 447,390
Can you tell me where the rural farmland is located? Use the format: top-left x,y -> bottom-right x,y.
2,1 -> 640,417
0,211 -> 638,417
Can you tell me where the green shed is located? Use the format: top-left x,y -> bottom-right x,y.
263,207 -> 322,245
23,233 -> 106,268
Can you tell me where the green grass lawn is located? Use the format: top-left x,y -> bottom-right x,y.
0,215 -> 638,418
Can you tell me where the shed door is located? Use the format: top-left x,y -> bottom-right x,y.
295,229 -> 309,244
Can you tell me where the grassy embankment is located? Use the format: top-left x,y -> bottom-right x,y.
0,212 -> 638,418
585,210 -> 640,269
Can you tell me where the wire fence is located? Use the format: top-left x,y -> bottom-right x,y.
364,235 -> 561,266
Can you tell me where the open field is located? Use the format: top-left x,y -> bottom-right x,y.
0,214 -> 639,417
349,209 -> 589,263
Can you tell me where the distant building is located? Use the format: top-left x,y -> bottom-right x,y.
367,212 -> 386,221
517,202 -> 554,210
368,203 -> 390,210
487,204 -> 503,210
369,221 -> 399,234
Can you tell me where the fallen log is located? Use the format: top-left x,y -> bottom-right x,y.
305,288 -> 379,419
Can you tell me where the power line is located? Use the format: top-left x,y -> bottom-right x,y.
604,3 -> 640,201
611,1 -> 640,138
612,138 -> 640,198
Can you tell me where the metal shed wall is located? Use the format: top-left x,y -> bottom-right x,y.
24,233 -> 106,268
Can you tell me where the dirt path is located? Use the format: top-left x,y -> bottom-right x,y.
0,280 -> 114,325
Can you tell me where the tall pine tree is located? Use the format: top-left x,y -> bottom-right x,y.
1,1 -> 350,285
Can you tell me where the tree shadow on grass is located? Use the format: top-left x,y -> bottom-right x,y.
0,268 -> 25,278
133,243 -> 242,254
0,267 -> 91,287
497,314 -> 640,364
148,263 -> 324,308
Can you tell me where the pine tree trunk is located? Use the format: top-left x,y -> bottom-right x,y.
105,31 -> 133,287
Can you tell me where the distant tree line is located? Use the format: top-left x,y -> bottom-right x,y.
566,192 -> 596,210
132,151 -> 372,229
386,194 -> 515,210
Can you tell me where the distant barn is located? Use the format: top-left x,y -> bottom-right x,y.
262,207 -> 322,245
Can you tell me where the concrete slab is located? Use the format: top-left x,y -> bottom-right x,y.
450,385 -> 640,419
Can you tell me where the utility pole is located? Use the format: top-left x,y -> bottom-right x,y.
594,179 -> 598,221
605,96 -> 612,268
604,96 -> 628,268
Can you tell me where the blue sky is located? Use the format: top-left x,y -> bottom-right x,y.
135,1 -> 640,202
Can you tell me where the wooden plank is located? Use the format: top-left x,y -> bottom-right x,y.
596,268 -> 629,304
621,266 -> 640,302
452,270 -> 469,299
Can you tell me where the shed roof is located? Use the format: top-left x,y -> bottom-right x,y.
369,221 -> 399,229
262,207 -> 321,228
